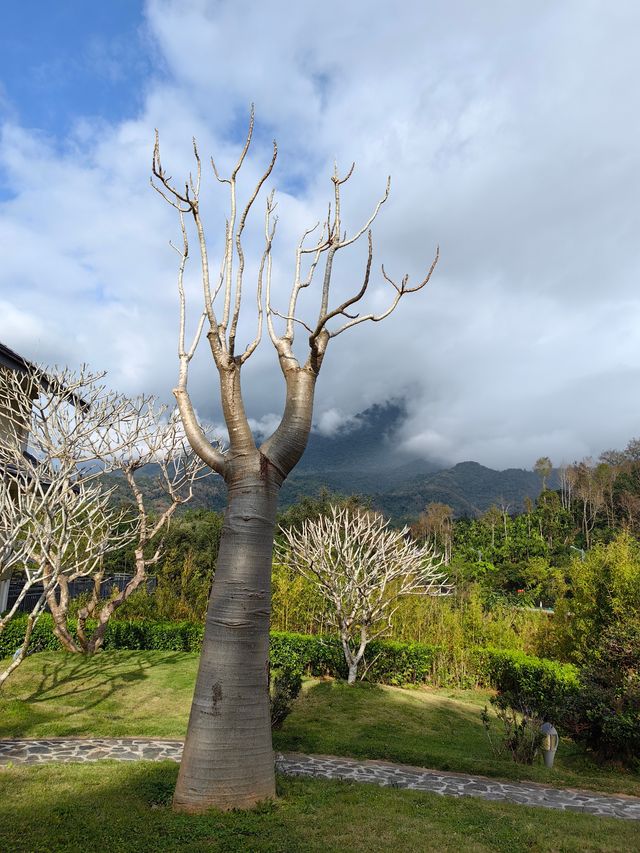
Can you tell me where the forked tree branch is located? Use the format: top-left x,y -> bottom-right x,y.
152,110 -> 438,479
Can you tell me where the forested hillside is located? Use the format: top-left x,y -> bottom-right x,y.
105,401 -> 551,521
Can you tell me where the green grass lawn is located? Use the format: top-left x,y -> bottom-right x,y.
1,650 -> 639,801
1,761 -> 638,853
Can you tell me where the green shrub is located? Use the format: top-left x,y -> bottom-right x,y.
481,696 -> 544,764
0,615 -> 205,657
476,647 -> 580,723
0,614 -> 61,656
567,622 -> 640,767
269,663 -> 303,730
269,631 -> 347,678
361,640 -> 439,685
2,617 -> 579,703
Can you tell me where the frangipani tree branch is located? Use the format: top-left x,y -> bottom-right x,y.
277,505 -> 452,632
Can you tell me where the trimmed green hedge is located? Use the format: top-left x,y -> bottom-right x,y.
1,616 -> 578,703
475,646 -> 580,721
0,615 -> 205,656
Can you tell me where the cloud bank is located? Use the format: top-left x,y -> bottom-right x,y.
1,0 -> 639,469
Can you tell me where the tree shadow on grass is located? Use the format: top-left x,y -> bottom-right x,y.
276,679 -> 554,778
0,651 -> 182,738
273,678 -> 495,769
274,679 -> 640,797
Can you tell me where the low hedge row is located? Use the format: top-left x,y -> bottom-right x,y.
0,615 -> 204,656
475,647 -> 581,721
1,615 -> 579,702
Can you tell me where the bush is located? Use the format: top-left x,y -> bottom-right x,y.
477,647 -> 580,723
549,532 -> 640,664
481,696 -> 544,764
269,631 -> 347,678
1,617 -> 579,702
0,614 -> 61,656
567,623 -> 640,767
269,663 -> 303,730
0,615 -> 205,657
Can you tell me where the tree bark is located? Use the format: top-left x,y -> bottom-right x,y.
45,574 -> 82,653
79,548 -> 149,654
172,453 -> 282,812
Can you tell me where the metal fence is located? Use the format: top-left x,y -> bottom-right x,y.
6,573 -> 157,614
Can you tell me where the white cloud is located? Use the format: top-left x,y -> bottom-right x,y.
314,408 -> 358,437
1,0 -> 640,470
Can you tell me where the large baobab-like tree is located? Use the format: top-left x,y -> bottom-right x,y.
278,505 -> 450,684
151,109 -> 439,812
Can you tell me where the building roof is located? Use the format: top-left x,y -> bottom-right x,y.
0,342 -> 86,409
0,342 -> 34,374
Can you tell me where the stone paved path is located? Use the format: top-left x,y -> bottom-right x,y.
2,738 -> 640,821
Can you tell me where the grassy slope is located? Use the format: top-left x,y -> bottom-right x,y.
0,762 -> 638,853
1,651 -> 639,799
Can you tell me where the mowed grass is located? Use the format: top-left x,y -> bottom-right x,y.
274,680 -> 640,797
0,761 -> 638,853
0,650 -> 197,738
1,650 -> 639,798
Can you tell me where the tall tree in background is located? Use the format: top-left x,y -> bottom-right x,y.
152,109 -> 439,812
412,502 -> 454,564
534,456 -> 553,491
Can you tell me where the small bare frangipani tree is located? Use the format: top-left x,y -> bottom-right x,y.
72,407 -> 212,654
151,108 -> 439,811
0,454 -> 133,687
278,506 -> 451,684
0,364 -> 213,656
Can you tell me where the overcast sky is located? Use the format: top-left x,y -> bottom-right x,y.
1,0 -> 639,470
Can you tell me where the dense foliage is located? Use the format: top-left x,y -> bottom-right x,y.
566,623 -> 640,767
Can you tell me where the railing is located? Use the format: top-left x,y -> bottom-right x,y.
6,574 -> 157,613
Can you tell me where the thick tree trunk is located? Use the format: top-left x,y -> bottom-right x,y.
173,454 -> 281,812
79,549 -> 148,654
45,574 -> 82,653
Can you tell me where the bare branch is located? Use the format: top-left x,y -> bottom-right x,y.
239,192 -> 277,364
330,245 -> 439,338
270,308 -> 314,336
230,143 -> 278,357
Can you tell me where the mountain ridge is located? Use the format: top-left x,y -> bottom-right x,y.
108,402 -> 551,522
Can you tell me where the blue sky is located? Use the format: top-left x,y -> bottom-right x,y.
1,3 -> 152,138
1,1 -> 639,469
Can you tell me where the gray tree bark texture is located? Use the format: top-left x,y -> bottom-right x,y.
152,109 -> 438,812
173,457 -> 283,811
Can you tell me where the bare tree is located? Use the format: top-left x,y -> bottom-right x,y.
0,364 -> 209,655
277,506 -> 450,684
151,108 -> 439,812
412,502 -> 454,564
571,458 -> 605,549
50,406 -> 213,653
0,454 -> 133,687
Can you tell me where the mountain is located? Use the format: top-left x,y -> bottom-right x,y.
106,401 -> 552,522
374,461 -> 556,521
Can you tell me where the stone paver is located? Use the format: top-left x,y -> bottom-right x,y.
1,738 -> 639,821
